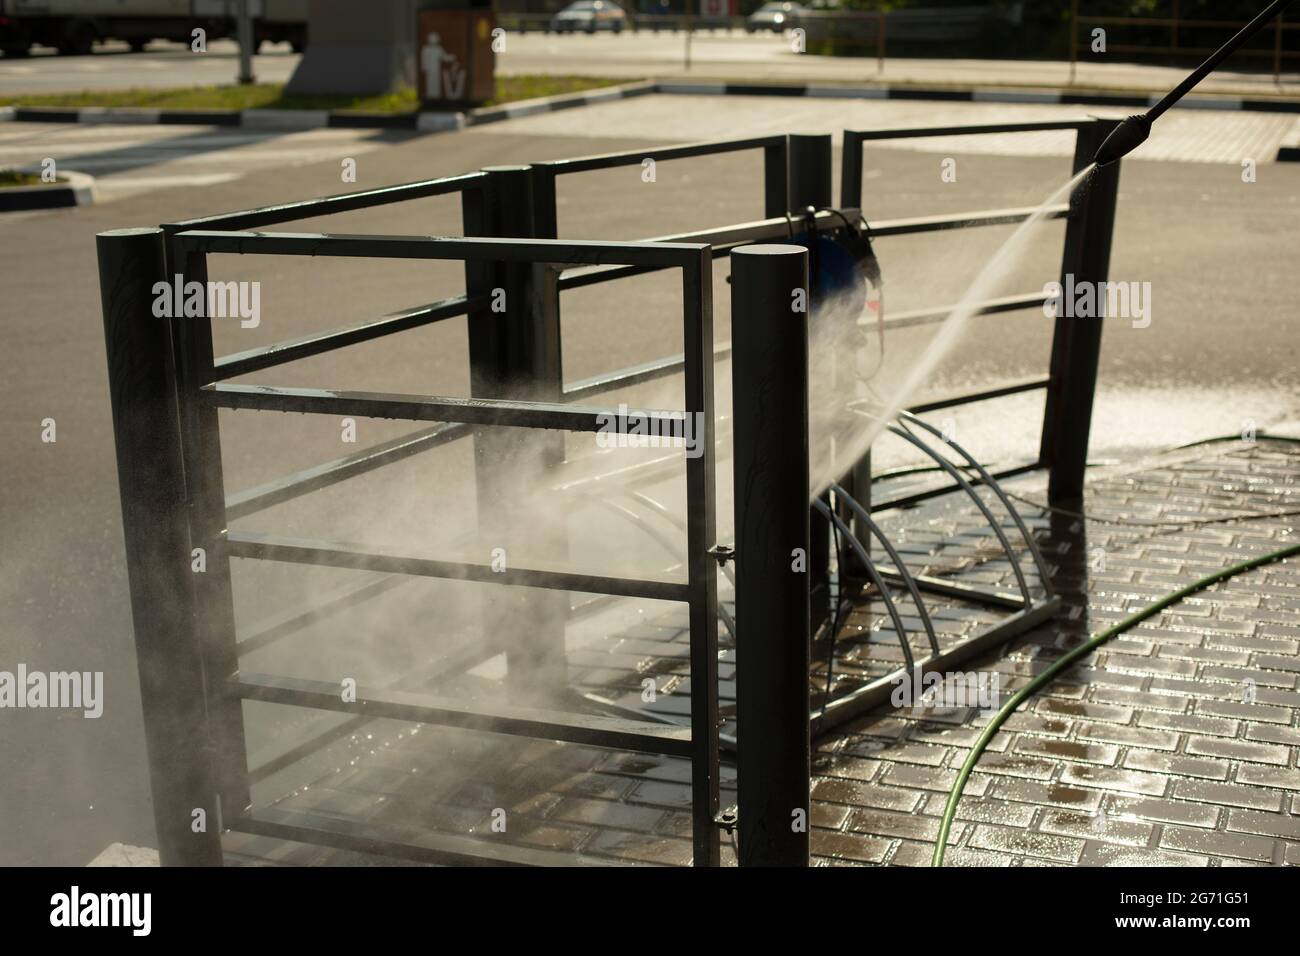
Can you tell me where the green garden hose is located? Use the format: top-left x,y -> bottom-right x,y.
931,539 -> 1300,866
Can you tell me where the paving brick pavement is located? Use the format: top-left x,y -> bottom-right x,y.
223,438 -> 1299,866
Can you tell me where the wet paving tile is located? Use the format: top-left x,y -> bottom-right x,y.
1078,843 -> 1211,867
811,830 -> 892,864
967,825 -> 1085,864
585,829 -> 694,867
226,441 -> 1300,867
1037,809 -> 1153,847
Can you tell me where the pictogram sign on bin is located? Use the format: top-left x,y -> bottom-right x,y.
418,4 -> 495,108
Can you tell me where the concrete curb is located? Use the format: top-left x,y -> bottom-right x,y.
10,78 -> 1294,131
0,169 -> 95,212
77,107 -> 163,125
2,80 -> 660,132
5,79 -> 1298,160
416,111 -> 465,133
241,108 -> 332,130
464,79 -> 656,125
655,80 -> 1300,114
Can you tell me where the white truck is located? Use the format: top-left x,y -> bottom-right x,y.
0,0 -> 307,57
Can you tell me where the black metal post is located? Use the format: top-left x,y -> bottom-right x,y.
97,228 -> 223,866
834,132 -> 873,577
788,133 -> 833,213
731,244 -> 811,867
167,239 -> 252,828
529,165 -> 559,240
842,130 -> 873,580
788,133 -> 834,633
763,139 -> 789,220
840,132 -> 864,209
1041,119 -> 1122,506
682,247 -> 721,867
463,166 -> 568,699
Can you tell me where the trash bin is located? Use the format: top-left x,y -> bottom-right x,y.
417,0 -> 495,108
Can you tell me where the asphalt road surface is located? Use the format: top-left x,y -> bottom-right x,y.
0,120 -> 411,203
2,36 -> 1296,96
1,94 -> 1296,865
4,94 -> 1296,208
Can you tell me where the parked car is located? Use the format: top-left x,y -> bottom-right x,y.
746,1 -> 805,33
550,0 -> 628,34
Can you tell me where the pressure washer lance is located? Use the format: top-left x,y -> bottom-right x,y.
1094,0 -> 1296,167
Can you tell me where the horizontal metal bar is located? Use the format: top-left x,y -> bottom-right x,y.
868,205 -> 1069,238
562,342 -> 734,400
847,120 -> 1093,141
236,575 -> 408,656
875,567 -> 1026,611
247,639 -> 506,784
814,598 -> 1060,735
226,422 -> 472,521
234,672 -> 695,757
580,690 -> 742,757
226,530 -> 691,602
214,295 -> 476,380
165,172 -> 487,233
879,291 -> 1049,332
907,376 -> 1050,414
557,211 -> 855,395
174,230 -> 708,269
232,806 -> 620,867
213,298 -> 1045,424
557,262 -> 659,291
534,134 -> 785,175
1077,15 -> 1300,29
552,416 -> 732,497
870,462 -> 1042,513
557,209 -> 852,291
1099,45 -> 1297,58
564,353 -> 690,398
248,719 -> 357,785
203,382 -> 692,433
564,297 -> 1043,402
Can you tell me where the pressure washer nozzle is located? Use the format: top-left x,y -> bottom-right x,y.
1093,113 -> 1152,167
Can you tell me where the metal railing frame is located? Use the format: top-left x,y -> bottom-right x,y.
720,117 -> 1121,864
840,117 -> 1123,513
105,134 -> 815,866
163,138 -> 811,868
528,133 -> 789,241
101,119 -> 1121,868
103,146 -> 748,864
1069,1 -> 1298,85
104,222 -> 724,866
